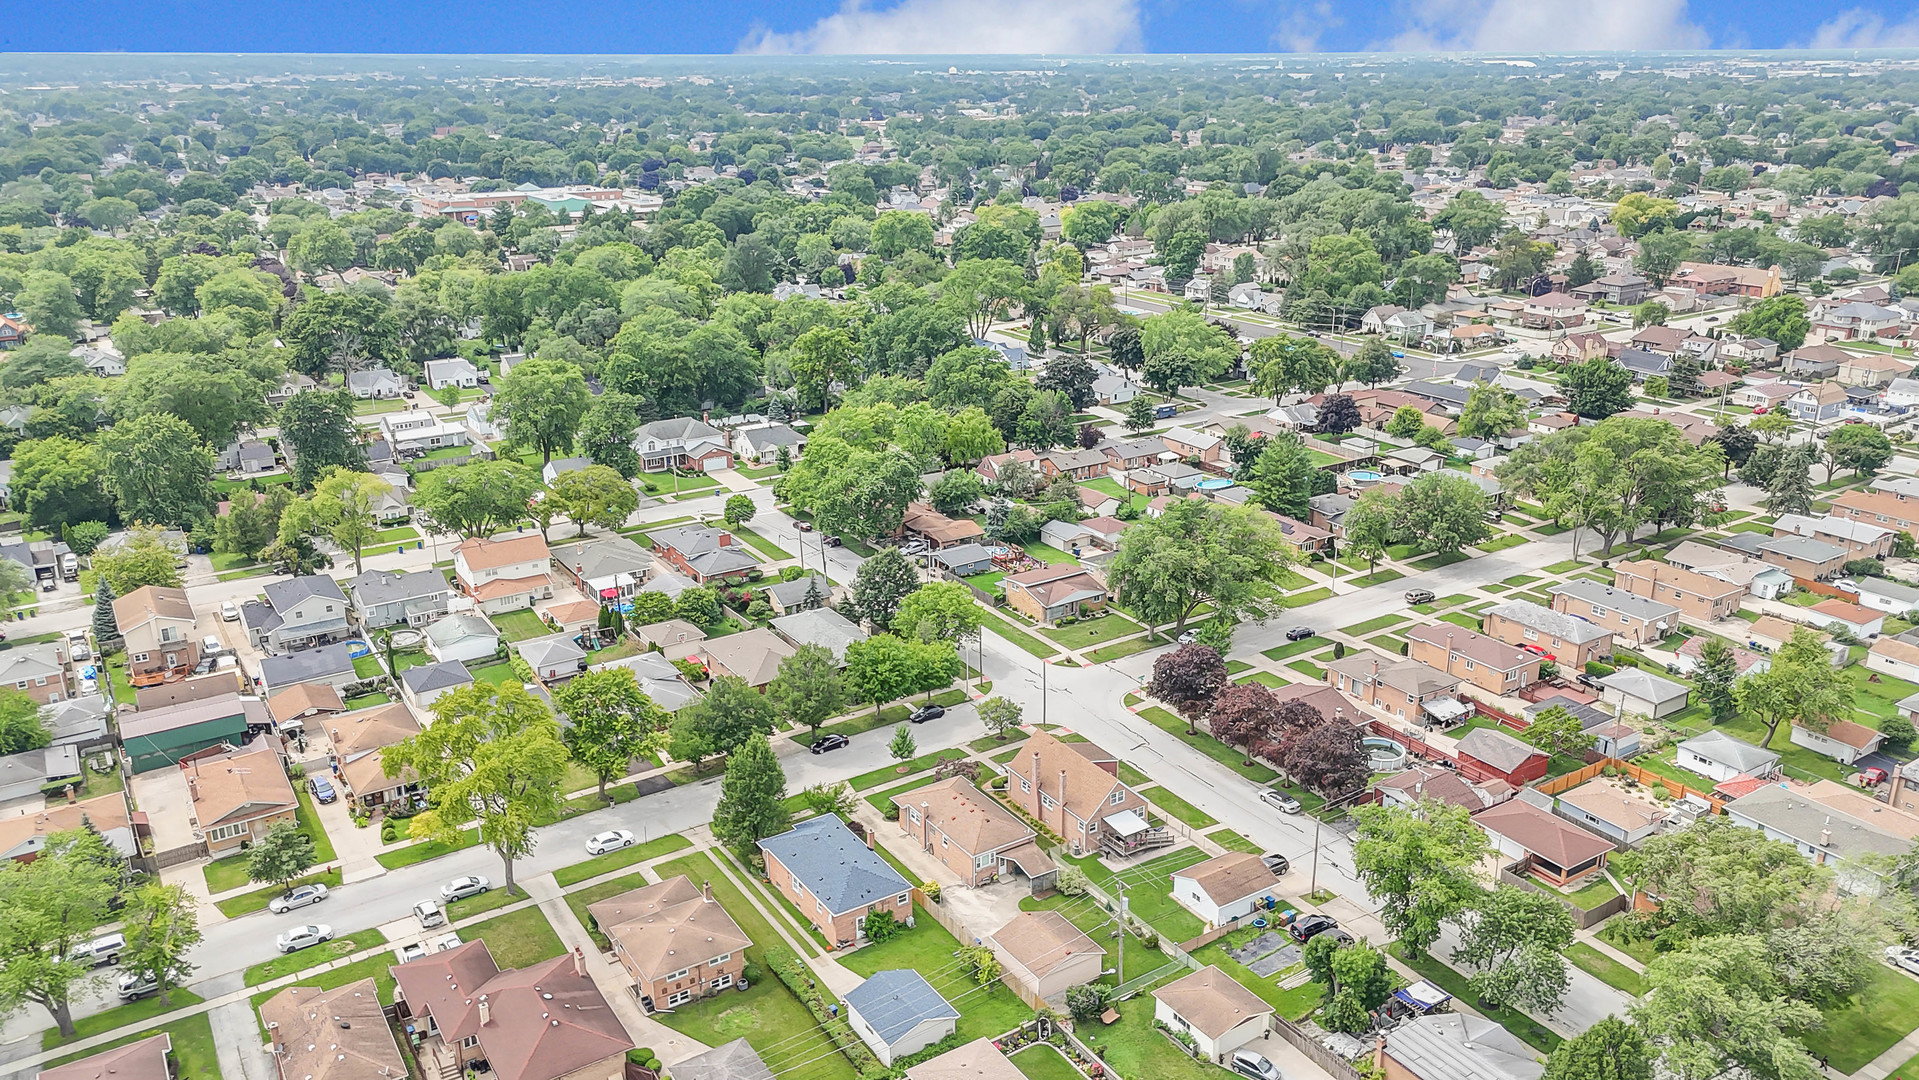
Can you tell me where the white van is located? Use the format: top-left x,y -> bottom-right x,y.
64,932 -> 125,967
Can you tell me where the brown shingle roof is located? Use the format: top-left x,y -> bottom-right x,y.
37,1034 -> 171,1080
904,1038 -> 1027,1080
1002,732 -> 1128,826
260,978 -> 404,1080
266,682 -> 347,726
896,776 -> 1034,856
1152,966 -> 1273,1039
1404,624 -> 1534,671
187,738 -> 296,829
457,534 -> 551,572
988,910 -> 1102,980
586,876 -> 750,984
1472,799 -> 1613,868
467,953 -> 633,1080
112,585 -> 192,631
1177,851 -> 1282,906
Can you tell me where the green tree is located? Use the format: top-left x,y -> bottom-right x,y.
1247,435 -> 1315,519
1142,308 -> 1237,385
554,668 -> 669,805
1564,357 -> 1634,420
1106,499 -> 1296,635
1543,1017 -> 1653,1080
1451,886 -> 1575,1014
245,820 -> 317,897
1339,487 -> 1401,574
18,272 -> 83,341
889,723 -> 917,763
494,358 -> 590,464
576,392 -> 646,477
1123,395 -> 1155,432
1457,382 -> 1527,439
1350,800 -> 1487,956
111,351 -> 270,450
852,547 -> 922,630
546,465 -> 639,536
787,326 -> 860,414
97,413 -> 215,528
1728,296 -> 1810,352
1399,472 -> 1491,556
382,682 -> 570,896
1695,637 -> 1739,722
939,259 -> 1028,339
1734,627 -> 1853,750
1250,335 -> 1341,399
1343,339 -> 1403,388
0,690 -> 48,756
1634,935 -> 1820,1080
711,733 -> 791,859
767,643 -> 847,737
723,494 -> 757,529
10,437 -> 109,530
90,577 -> 119,653
90,525 -> 185,594
281,468 -> 391,574
684,674 -> 778,759
1629,816 -> 1831,939
117,881 -> 200,1008
0,829 -> 122,1037
1521,705 -> 1596,761
1765,445 -> 1816,516
1824,423 -> 1893,481
280,291 -> 397,377
893,581 -> 982,646
278,389 -> 367,487
978,696 -> 1023,739
844,635 -> 959,718
413,460 -> 538,538
1634,230 -> 1698,286
1385,405 -> 1427,439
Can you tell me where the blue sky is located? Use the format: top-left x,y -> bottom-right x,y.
2,0 -> 1916,56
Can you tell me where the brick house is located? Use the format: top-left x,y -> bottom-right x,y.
1035,448 -> 1109,481
586,876 -> 749,1010
453,534 -> 554,614
1480,600 -> 1613,668
1548,580 -> 1680,647
1750,534 -> 1850,581
893,775 -> 1045,888
390,941 -> 632,1080
649,524 -> 757,584
0,643 -> 70,705
1002,564 -> 1107,625
1000,732 -> 1157,859
1829,489 -> 1919,538
1404,624 -> 1541,697
759,815 -> 913,948
1612,560 -> 1745,623
1772,513 -> 1895,559
186,738 -> 297,855
1322,654 -> 1466,725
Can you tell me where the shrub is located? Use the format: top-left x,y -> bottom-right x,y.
1066,982 -> 1114,1021
1056,866 -> 1092,897
1585,660 -> 1615,677
863,909 -> 903,944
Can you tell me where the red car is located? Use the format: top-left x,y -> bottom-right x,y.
1752,406 -> 1768,414
1520,644 -> 1557,661
1861,767 -> 1889,786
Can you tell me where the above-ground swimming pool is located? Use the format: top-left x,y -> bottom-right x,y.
1364,737 -> 1409,772
1348,469 -> 1385,484
343,639 -> 372,658
1196,477 -> 1236,491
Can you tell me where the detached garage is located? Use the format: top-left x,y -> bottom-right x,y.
119,694 -> 262,774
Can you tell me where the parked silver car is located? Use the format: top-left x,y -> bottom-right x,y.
267,883 -> 329,914
274,924 -> 333,954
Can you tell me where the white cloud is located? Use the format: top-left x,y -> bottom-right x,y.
738,0 -> 1143,54
1805,9 -> 1919,48
1370,0 -> 1709,52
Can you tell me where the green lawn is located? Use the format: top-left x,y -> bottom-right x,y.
1039,614 -> 1143,652
976,607 -> 1058,659
1236,671 -> 1287,688
1012,1046 -> 1083,1080
445,885 -> 519,921
352,653 -> 385,679
462,907 -> 567,969
41,989 -> 208,1050
1477,534 -> 1530,553
845,747 -> 969,792
1596,918 -> 1661,967
552,833 -> 694,887
491,608 -> 551,642
247,953 -> 399,1031
735,527 -> 792,561
1409,551 -> 1471,571
1338,614 -> 1407,637
1262,636 -> 1330,660
1281,587 -> 1333,608
1093,973 -> 1226,1080
344,691 -> 392,708
1138,785 -> 1217,829
44,1013 -> 220,1079
1206,828 -> 1262,854
295,787 -> 339,863
471,661 -> 519,685
375,827 -> 481,869
1063,847 -> 1209,943
1804,963 -> 1919,1073
1191,929 -> 1326,1021
839,905 -> 1034,1042
244,930 -> 389,986
213,868 -> 343,918
1565,942 -> 1646,997
1286,659 -> 1325,679
1087,635 -> 1160,664
566,869 -> 653,950
1137,707 -> 1279,783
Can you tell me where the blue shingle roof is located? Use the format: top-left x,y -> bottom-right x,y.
758,816 -> 910,916
843,970 -> 959,1046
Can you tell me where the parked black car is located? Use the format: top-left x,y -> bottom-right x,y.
1289,913 -> 1340,943
810,733 -> 851,754
908,704 -> 945,724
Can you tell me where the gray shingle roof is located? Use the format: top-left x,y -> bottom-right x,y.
844,970 -> 960,1046
1455,727 -> 1543,773
401,660 -> 473,695
552,535 -> 651,582
770,608 -> 868,662
1599,668 -> 1690,705
263,574 -> 347,612
258,643 -> 356,687
1677,729 -> 1778,773
758,816 -> 910,916
1485,600 -> 1612,645
1547,580 -> 1680,624
348,569 -> 449,608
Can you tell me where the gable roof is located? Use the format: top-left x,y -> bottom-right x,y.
1677,729 -> 1779,772
1001,732 -> 1128,825
703,628 -> 797,686
1404,624 -> 1534,671
262,574 -> 348,612
457,534 -> 551,572
401,659 -> 474,696
1471,799 -> 1613,869
347,568 -> 451,608
1598,668 -> 1689,704
259,643 -> 357,687
844,970 -> 959,1046
1151,966 -> 1273,1039
988,910 -> 1102,979
466,954 -> 634,1080
1175,851 -> 1282,906
669,1040 -> 776,1080
895,776 -> 1034,855
1455,727 -> 1545,774
1384,1013 -> 1544,1080
586,876 -> 751,983
758,815 -> 911,916
112,585 -> 192,630
265,682 -> 347,726
1483,600 -> 1612,645
770,607 -> 868,662
903,1038 -> 1027,1080
37,1034 -> 172,1080
1547,579 -> 1680,624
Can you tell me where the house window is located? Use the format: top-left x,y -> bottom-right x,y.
461,1035 -> 480,1050
131,653 -> 149,664
666,988 -> 694,1008
710,953 -> 731,966
815,899 -> 824,914
975,852 -> 994,870
709,972 -> 732,991
1109,790 -> 1126,805
206,822 -> 246,841
1522,628 -> 1538,641
1591,605 -> 1609,618
665,968 -> 691,981
896,893 -> 910,905
1040,793 -> 1056,810
941,836 -> 948,848
908,807 -> 921,823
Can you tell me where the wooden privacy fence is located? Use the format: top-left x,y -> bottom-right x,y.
1534,757 -> 1726,813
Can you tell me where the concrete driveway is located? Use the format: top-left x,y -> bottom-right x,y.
130,768 -> 198,851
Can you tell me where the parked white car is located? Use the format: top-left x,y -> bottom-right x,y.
275,924 -> 333,953
1888,946 -> 1919,978
267,883 -> 329,914
586,830 -> 637,856
441,875 -> 490,902
221,601 -> 240,622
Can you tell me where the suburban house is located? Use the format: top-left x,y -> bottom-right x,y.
1152,966 -> 1274,1066
1000,732 -> 1158,859
1323,654 -> 1468,726
770,608 -> 867,664
1472,799 -> 1613,886
38,1035 -> 173,1080
1725,780 -> 1919,895
1547,580 -> 1680,647
1852,577 -> 1919,617
1676,730 -> 1780,782
551,535 -> 652,602
1376,765 -> 1507,813
651,525 -> 757,584
1773,513 -> 1895,558
0,746 -> 81,802
595,652 -> 700,712
330,702 -> 424,811
347,568 -> 454,629
1664,541 -> 1796,599
423,613 -> 501,665
39,696 -> 112,754
845,970 -> 960,1067
1404,625 -> 1541,697
518,633 -> 587,682
0,642 -> 67,707
1801,598 -> 1884,639
400,660 -> 473,714
633,417 -> 735,473
1597,669 -> 1690,720
1158,426 -> 1224,464
114,586 -> 198,685
1789,720 -> 1886,766
243,575 -> 352,653
1554,780 -> 1670,845
764,573 -> 833,615
701,628 -> 796,690
586,875 -> 749,1011
732,422 -> 806,464
1719,533 -> 1850,581
120,693 -> 261,773
758,815 -> 913,948
1376,1014 -> 1544,1080
1171,852 -> 1283,930
1002,564 -> 1107,625
347,367 -> 407,398
1786,380 -> 1850,422
454,534 -> 554,614
901,504 -> 987,549
1829,489 -> 1919,538
389,941 -> 633,1080
187,738 -> 297,855
635,619 -> 708,661
1481,600 -> 1613,668
1872,633 -> 1919,682
670,1041 -> 776,1080
1611,560 -> 1745,624
258,643 -> 359,696
1571,272 -> 1652,305
261,978 -> 406,1080
1036,448 -> 1109,481
423,357 -> 481,389
895,775 -> 1046,888
381,411 -> 469,454
1454,727 -> 1550,786
265,682 -> 346,735
219,439 -> 277,475
988,910 -> 1103,1008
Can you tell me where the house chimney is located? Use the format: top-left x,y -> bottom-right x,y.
477,996 -> 491,1026
922,802 -> 933,853
573,945 -> 586,977
188,776 -> 200,802
703,880 -> 714,903
1032,750 -> 1042,815
865,827 -> 874,850
1060,769 -> 1068,820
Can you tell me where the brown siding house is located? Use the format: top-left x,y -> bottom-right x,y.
1404,624 -> 1541,697
1613,560 -> 1745,623
1480,600 -> 1613,668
